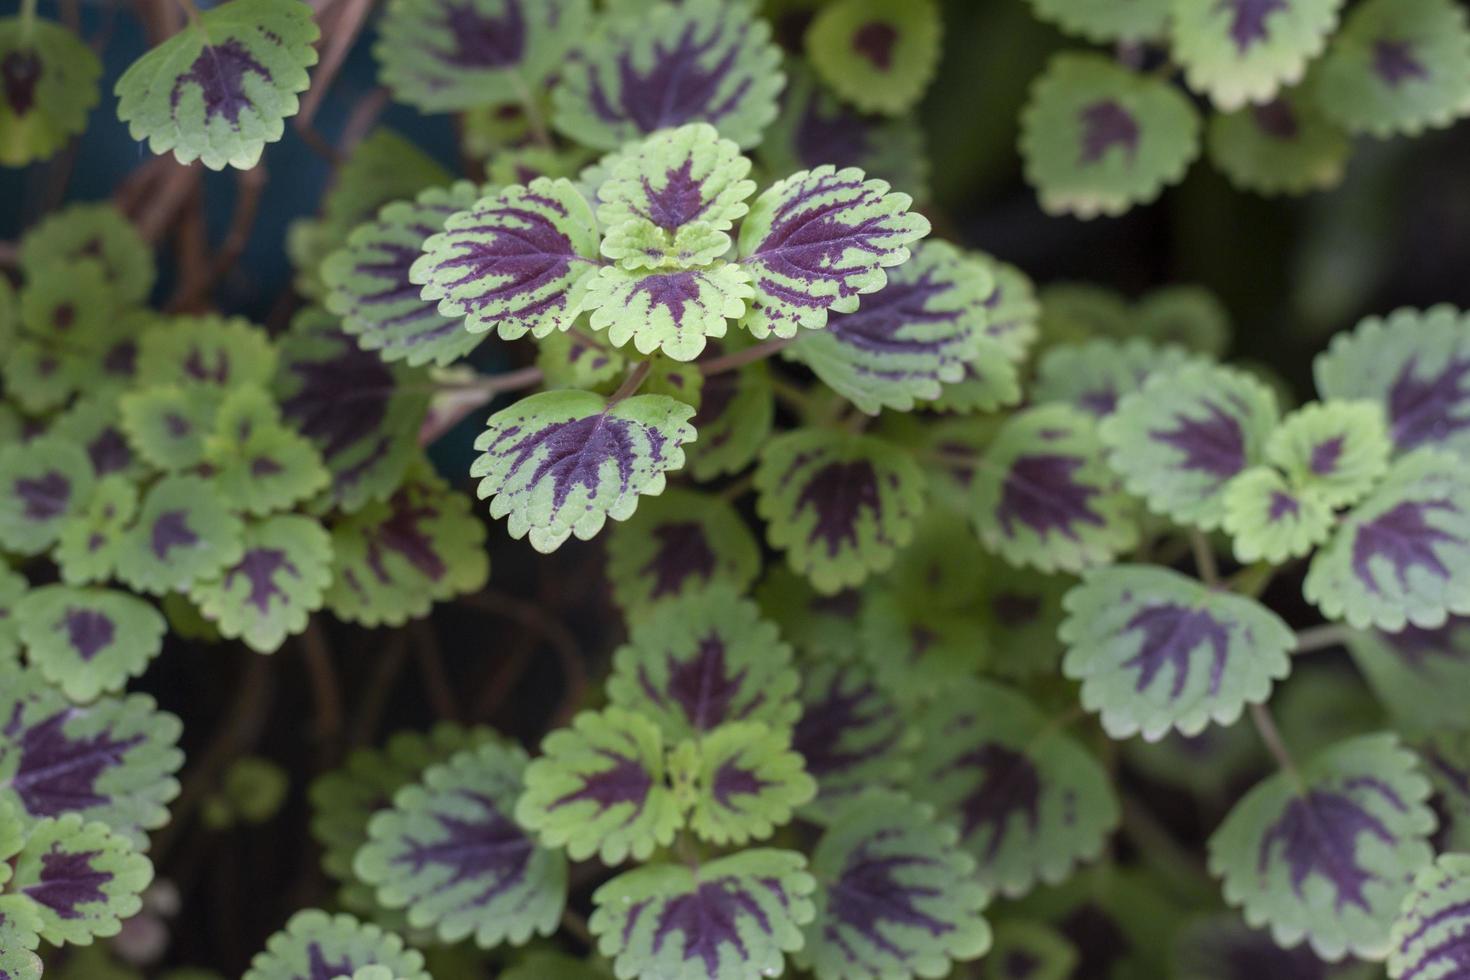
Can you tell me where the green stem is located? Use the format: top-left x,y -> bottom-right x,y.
1250,701 -> 1305,791
1189,530 -> 1220,587
1293,622 -> 1352,655
1225,560 -> 1275,598
20,0 -> 37,39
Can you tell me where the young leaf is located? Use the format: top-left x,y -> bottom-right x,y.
309,724 -> 495,906
116,475 -> 246,596
0,662 -> 183,845
204,388 -> 330,516
1208,733 -> 1436,960
1059,565 -> 1295,740
1020,54 -> 1201,218
804,0 -> 942,116
119,385 -> 219,472
114,0 -> 320,170
1033,337 -> 1201,418
786,240 -> 995,414
1314,305 -> 1470,460
54,477 -> 135,585
1100,363 -> 1280,530
604,489 -> 761,619
0,15 -> 99,166
550,0 -> 784,151
472,389 -> 696,553
684,342 -> 774,481
1172,0 -> 1343,110
0,895 -> 42,980
1389,853 -> 1470,980
412,178 -> 601,341
1221,466 -> 1335,563
323,466 -> 489,628
18,260 -> 113,344
684,721 -> 815,845
536,327 -> 627,391
354,741 -> 566,947
9,814 -> 152,944
607,586 -> 797,742
515,707 -> 682,865
0,436 -> 95,556
1025,0 -> 1170,42
374,0 -> 590,112
1207,91 -> 1351,196
15,586 -> 167,703
322,181 -> 487,368
971,403 -> 1140,573
0,340 -> 86,414
136,314 -> 277,389
908,679 -> 1119,897
1266,400 -> 1392,508
17,202 -> 154,308
1314,0 -> 1470,137
588,849 -> 816,980
791,661 -> 914,822
755,427 -> 926,594
188,515 -> 333,654
796,791 -> 992,980
584,264 -> 754,362
274,307 -> 430,513
242,910 -> 430,980
52,394 -> 143,482
1304,449 -> 1470,631
736,165 -> 930,339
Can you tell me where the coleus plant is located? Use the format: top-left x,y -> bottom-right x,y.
3,0 -> 1470,977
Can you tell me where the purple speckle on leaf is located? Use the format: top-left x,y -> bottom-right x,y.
1078,100 -> 1139,165
1351,500 -> 1462,593
61,608 -> 116,662
1,49 -> 41,116
14,471 -> 71,522
711,758 -> 772,807
305,942 -> 354,980
850,21 -> 898,70
1121,603 -> 1231,698
170,38 -> 271,126
996,454 -> 1105,542
944,742 -> 1042,860
1151,401 -> 1247,480
1373,39 -> 1430,87
86,428 -> 133,477
1309,436 -> 1344,476
22,844 -> 109,920
1268,491 -> 1300,522
364,491 -> 448,584
794,460 -> 882,557
1257,783 -> 1402,912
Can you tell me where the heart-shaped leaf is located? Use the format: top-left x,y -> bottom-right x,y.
119,384 -> 219,472
1206,91 -> 1351,196
786,240 -> 994,414
472,389 -> 696,553
323,465 -> 488,628
551,0 -> 784,151
354,741 -> 566,947
275,307 -> 430,513
796,790 -> 992,980
971,403 -> 1139,573
52,394 -> 144,483
1266,400 -> 1392,508
908,679 -> 1119,897
607,586 -> 797,741
1208,733 -> 1436,960
684,721 -> 815,845
15,586 -> 166,702
17,202 -> 154,308
322,181 -> 486,368
1221,466 -> 1335,563
412,178 -> 601,341
374,0 -> 590,112
9,814 -> 152,945
1171,0 -> 1343,110
1315,0 -> 1470,137
804,0 -> 942,116
589,849 -> 816,980
0,436 -> 94,557
1033,337 -> 1201,419
1020,54 -> 1200,218
736,165 -> 930,338
242,910 -> 430,980
1305,449 -> 1470,631
792,661 -> 914,822
1060,565 -> 1295,739
116,474 -> 246,596
1389,853 -> 1470,979
604,489 -> 761,619
585,264 -> 754,362
1100,362 -> 1280,530
204,387 -> 330,516
1314,306 -> 1470,461
136,314 -> 277,389
0,17 -> 100,166
114,0 -> 320,169
756,428 -> 926,594
0,662 -> 182,846
516,707 -> 681,865
189,514 -> 333,654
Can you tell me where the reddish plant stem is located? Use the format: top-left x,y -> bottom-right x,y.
699,337 -> 792,375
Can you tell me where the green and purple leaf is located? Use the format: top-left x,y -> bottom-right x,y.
0,17 -> 100,167
242,910 -> 430,980
515,707 -> 681,865
588,849 -> 816,980
804,0 -> 943,116
683,341 -> 774,481
0,436 -> 94,557
792,661 -> 914,822
1209,733 -> 1436,960
0,895 -> 42,980
584,263 -> 753,362
1060,565 -> 1295,739
1171,0 -> 1344,110
204,387 -> 331,517
354,741 -> 566,947
1342,618 -> 1470,737
1388,853 -> 1470,980
8,814 -> 152,944
1266,400 -> 1392,508
1222,466 -> 1335,563
472,389 -> 696,553
16,202 -> 153,308
15,586 -> 167,703
115,475 -> 246,596
685,721 -> 814,846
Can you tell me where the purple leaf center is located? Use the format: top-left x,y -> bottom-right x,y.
851,22 -> 898,70
170,38 -> 271,126
944,742 -> 1042,860
1215,0 -> 1287,52
824,831 -> 952,964
1150,400 -> 1248,480
61,608 -> 116,662
150,510 -> 199,561
439,0 -> 527,69
1351,500 -> 1463,592
3,707 -> 145,818
588,19 -> 755,133
224,547 -> 300,614
1078,101 -> 1138,164
996,454 -> 1105,541
14,471 -> 71,522
1,49 -> 41,116
642,521 -> 718,599
23,844 -> 109,920
1386,354 -> 1470,452
1121,603 -> 1231,699
649,877 -> 773,974
1257,780 -> 1405,912
794,459 -> 882,557
793,676 -> 895,778
1373,39 -> 1430,87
